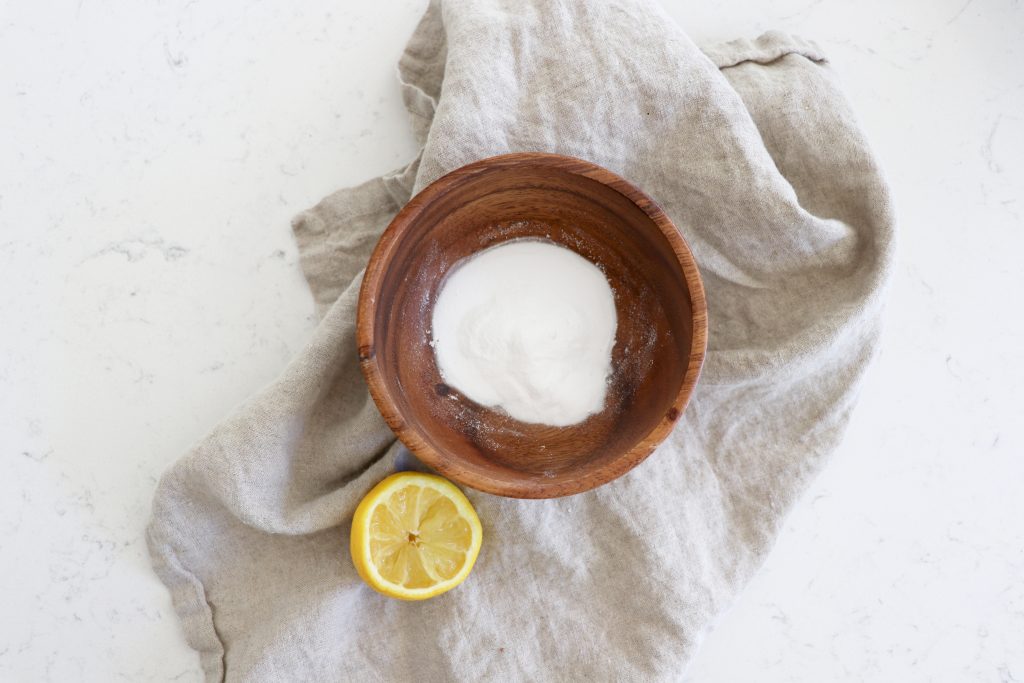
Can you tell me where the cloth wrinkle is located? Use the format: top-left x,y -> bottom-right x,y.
147,2 -> 894,680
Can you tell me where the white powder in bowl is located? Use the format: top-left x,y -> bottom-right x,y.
430,239 -> 617,427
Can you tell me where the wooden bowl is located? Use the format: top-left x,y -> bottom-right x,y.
357,153 -> 707,498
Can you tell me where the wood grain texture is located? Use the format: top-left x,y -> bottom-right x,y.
357,153 -> 707,498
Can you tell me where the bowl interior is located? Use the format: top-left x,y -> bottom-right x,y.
361,157 -> 701,497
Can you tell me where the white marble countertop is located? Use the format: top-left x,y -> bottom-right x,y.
3,0 -> 1022,680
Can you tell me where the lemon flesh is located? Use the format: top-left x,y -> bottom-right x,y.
351,472 -> 482,600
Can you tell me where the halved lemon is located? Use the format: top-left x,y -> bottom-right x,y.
350,472 -> 483,600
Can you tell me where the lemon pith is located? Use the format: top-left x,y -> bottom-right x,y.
350,472 -> 482,600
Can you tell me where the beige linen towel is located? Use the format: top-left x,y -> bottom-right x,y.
147,1 -> 894,680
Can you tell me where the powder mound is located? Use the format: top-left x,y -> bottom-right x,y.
431,239 -> 617,427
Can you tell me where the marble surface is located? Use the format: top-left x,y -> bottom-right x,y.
2,0 -> 1022,680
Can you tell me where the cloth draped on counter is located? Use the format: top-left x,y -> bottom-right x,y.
147,0 -> 894,680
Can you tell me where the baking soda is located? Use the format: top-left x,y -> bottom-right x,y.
431,239 -> 617,426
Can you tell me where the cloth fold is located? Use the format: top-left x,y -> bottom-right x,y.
148,1 -> 894,680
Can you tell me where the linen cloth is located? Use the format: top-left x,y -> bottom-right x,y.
147,1 -> 895,680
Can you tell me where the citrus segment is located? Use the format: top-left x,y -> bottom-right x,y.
350,472 -> 482,600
